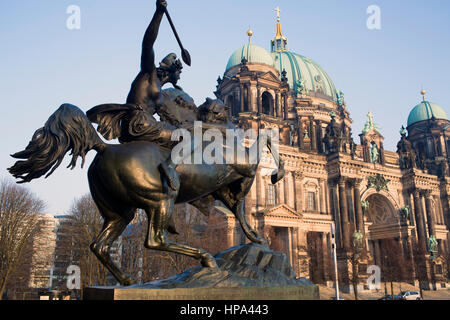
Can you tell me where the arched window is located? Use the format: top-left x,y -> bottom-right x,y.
262,91 -> 274,116
243,86 -> 249,112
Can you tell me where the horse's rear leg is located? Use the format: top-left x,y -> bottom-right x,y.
90,210 -> 136,286
144,199 -> 217,268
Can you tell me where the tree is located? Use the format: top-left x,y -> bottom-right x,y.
303,231 -> 332,284
0,179 -> 45,299
65,194 -> 111,290
381,238 -> 414,295
60,197 -> 233,287
114,203 -> 229,283
411,244 -> 429,296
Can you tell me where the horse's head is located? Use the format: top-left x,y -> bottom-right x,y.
198,98 -> 230,124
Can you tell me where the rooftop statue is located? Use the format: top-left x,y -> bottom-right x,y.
370,142 -> 379,164
428,235 -> 438,254
362,111 -> 380,134
8,0 -> 284,286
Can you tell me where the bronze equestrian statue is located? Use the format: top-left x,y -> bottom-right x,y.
8,0 -> 284,286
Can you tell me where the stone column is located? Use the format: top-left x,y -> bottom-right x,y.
339,177 -> 351,250
283,94 -> 288,120
277,91 -> 282,118
255,169 -> 261,212
274,91 -> 279,117
413,189 -> 428,253
240,84 -> 244,113
309,118 -> 316,151
257,86 -> 262,114
316,120 -> 323,153
284,172 -> 290,206
247,85 -> 253,112
374,240 -> 381,267
424,190 -> 436,237
322,233 -> 329,281
294,172 -> 303,212
409,193 -> 416,227
329,180 -> 342,248
318,178 -> 326,214
325,178 -> 331,215
405,236 -> 417,279
353,179 -> 365,237
299,118 -> 305,149
437,197 -> 444,225
226,220 -> 236,247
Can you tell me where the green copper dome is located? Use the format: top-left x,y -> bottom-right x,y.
271,51 -> 338,103
226,44 -> 274,71
407,101 -> 449,126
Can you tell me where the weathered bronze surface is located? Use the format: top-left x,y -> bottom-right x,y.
84,243 -> 319,300
8,0 -> 285,286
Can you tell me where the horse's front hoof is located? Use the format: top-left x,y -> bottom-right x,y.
120,275 -> 137,287
201,254 -> 218,268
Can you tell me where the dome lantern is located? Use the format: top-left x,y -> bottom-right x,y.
271,7 -> 288,52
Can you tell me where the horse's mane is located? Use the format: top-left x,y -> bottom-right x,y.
197,98 -> 230,124
158,88 -> 198,126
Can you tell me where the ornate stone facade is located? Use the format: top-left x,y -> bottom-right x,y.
213,15 -> 450,291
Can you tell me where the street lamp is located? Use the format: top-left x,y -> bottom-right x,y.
330,223 -> 340,300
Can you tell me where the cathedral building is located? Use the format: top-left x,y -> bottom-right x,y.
214,11 -> 450,291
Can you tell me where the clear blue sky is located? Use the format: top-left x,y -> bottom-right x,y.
1,0 -> 449,214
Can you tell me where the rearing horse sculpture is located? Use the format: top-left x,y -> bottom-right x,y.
8,0 -> 285,286
8,100 -> 284,286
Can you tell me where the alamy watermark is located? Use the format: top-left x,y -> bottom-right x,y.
366,265 -> 381,290
66,265 -> 81,290
66,5 -> 81,30
170,122 -> 281,176
367,5 -> 381,30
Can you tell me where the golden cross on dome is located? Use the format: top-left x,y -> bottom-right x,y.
275,7 -> 281,21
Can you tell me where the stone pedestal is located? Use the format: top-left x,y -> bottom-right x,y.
84,243 -> 319,300
84,285 -> 319,300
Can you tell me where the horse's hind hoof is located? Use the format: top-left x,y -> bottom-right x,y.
201,254 -> 218,268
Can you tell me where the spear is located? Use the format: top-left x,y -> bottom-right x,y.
163,7 -> 191,66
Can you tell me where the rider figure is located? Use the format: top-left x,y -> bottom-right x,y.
125,0 -> 180,190
89,0 -> 180,191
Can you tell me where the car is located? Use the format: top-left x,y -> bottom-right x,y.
400,291 -> 422,300
378,294 -> 404,300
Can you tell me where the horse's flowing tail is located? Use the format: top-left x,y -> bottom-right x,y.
8,103 -> 105,183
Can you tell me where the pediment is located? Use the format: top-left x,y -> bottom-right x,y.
259,71 -> 281,83
261,204 -> 302,219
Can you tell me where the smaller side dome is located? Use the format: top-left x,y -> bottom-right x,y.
407,101 -> 449,126
226,44 -> 274,71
